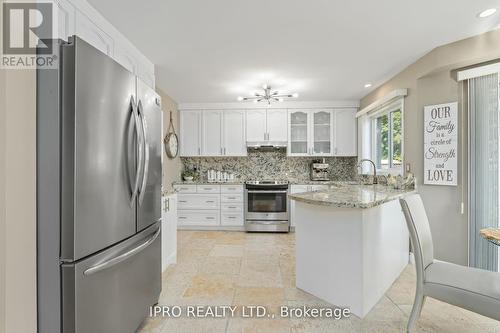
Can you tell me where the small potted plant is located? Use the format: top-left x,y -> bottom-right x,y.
181,169 -> 196,182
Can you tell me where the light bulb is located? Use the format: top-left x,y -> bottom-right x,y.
253,99 -> 258,103
292,93 -> 299,98
237,96 -> 244,101
478,8 -> 497,18
262,84 -> 268,89
278,98 -> 284,102
364,83 -> 372,88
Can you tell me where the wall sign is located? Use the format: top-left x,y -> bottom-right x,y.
424,102 -> 458,186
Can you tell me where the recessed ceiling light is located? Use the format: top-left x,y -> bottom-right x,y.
478,8 -> 497,18
364,83 -> 372,88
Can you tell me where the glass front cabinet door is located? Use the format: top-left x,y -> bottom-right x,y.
289,110 -> 309,155
288,109 -> 334,156
312,110 -> 333,155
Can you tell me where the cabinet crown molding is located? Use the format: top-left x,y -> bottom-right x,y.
178,100 -> 359,111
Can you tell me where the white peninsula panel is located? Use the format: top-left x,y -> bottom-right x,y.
291,184 -> 413,318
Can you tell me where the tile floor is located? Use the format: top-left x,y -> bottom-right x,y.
139,231 -> 500,333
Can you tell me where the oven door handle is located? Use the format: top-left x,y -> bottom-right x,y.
247,190 -> 288,194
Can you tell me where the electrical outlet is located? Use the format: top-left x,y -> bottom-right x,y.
405,163 -> 411,173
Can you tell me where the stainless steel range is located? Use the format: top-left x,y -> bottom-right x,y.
244,180 -> 290,232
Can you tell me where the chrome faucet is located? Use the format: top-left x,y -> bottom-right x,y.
358,159 -> 377,184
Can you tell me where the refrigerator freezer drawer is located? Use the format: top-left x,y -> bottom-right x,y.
61,223 -> 161,333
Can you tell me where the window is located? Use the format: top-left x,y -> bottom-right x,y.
371,103 -> 403,173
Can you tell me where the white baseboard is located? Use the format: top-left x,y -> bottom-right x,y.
162,251 -> 177,273
177,225 -> 246,231
409,252 -> 415,265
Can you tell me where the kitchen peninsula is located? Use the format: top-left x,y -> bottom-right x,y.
290,183 -> 415,318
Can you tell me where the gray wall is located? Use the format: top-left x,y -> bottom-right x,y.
360,28 -> 500,265
0,54 -> 6,333
2,69 -> 38,332
157,89 -> 182,193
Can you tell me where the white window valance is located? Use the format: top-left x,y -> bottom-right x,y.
356,89 -> 408,118
457,62 -> 500,81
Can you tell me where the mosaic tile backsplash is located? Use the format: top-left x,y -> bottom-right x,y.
181,150 -> 358,182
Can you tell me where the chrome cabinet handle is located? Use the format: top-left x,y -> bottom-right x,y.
227,206 -> 237,209
227,197 -> 236,199
206,200 -> 215,203
84,226 -> 160,276
130,95 -> 142,207
138,100 -> 149,205
179,200 -> 187,203
247,190 -> 288,193
198,147 -> 201,155
206,216 -> 215,220
227,216 -> 236,219
224,147 -> 226,155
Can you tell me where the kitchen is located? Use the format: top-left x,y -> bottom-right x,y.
2,1 -> 500,333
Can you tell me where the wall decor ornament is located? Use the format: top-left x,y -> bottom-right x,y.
423,102 -> 458,186
164,110 -> 179,158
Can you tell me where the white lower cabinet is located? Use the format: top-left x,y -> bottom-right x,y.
178,210 -> 220,226
161,193 -> 177,272
177,194 -> 219,210
174,184 -> 244,229
221,212 -> 244,226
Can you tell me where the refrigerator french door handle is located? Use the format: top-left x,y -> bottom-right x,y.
83,225 -> 160,276
130,96 -> 143,207
137,99 -> 149,205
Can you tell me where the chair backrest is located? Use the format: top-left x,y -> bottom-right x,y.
399,194 -> 434,272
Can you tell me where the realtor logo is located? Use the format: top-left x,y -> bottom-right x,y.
3,2 -> 53,54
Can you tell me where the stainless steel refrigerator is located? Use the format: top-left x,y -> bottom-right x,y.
37,36 -> 162,333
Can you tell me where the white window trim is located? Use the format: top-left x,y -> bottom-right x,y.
369,98 -> 404,175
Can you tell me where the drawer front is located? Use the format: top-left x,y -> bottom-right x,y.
196,185 -> 220,193
220,185 -> 243,194
177,194 -> 219,210
177,210 -> 220,226
221,202 -> 243,212
221,213 -> 244,226
174,185 -> 197,194
221,194 -> 244,203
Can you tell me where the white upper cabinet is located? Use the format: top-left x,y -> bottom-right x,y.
246,109 -> 287,142
201,111 -> 223,156
311,110 -> 333,156
246,110 -> 267,141
289,110 -> 309,155
54,0 -> 76,41
181,110 -> 247,157
334,109 -> 357,156
288,109 -> 334,157
223,110 -> 247,156
75,10 -> 114,56
266,109 -> 288,142
180,111 -> 201,156
113,44 -> 138,75
56,0 -> 155,88
180,107 -> 356,157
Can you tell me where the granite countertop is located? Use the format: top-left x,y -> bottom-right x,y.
172,180 -> 353,186
172,181 -> 245,185
289,183 -> 416,209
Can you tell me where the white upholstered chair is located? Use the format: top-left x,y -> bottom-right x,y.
399,194 -> 500,333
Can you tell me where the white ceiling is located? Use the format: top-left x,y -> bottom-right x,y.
88,0 -> 500,103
